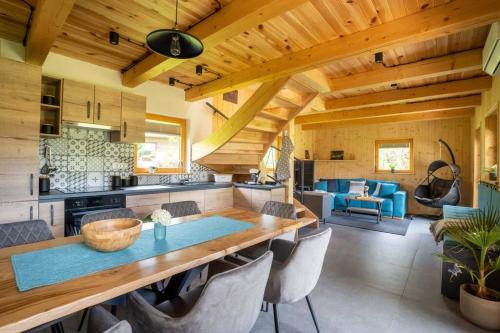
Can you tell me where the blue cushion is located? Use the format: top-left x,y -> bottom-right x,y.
443,205 -> 480,219
319,179 -> 338,193
378,183 -> 398,197
313,181 -> 327,192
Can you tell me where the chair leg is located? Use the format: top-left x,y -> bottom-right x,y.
77,308 -> 88,332
305,295 -> 320,333
58,322 -> 65,333
110,305 -> 117,316
272,304 -> 280,333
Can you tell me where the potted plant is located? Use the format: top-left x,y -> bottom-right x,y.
484,165 -> 497,181
388,162 -> 397,173
437,209 -> 500,330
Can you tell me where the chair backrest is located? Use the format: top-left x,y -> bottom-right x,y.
266,228 -> 331,304
161,201 -> 201,218
443,205 -> 480,219
88,305 -> 132,333
0,220 -> 54,249
184,251 -> 273,333
81,208 -> 135,226
261,201 -> 297,220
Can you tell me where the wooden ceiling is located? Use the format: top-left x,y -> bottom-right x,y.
0,0 -> 498,123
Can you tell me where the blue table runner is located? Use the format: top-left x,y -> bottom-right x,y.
11,216 -> 254,291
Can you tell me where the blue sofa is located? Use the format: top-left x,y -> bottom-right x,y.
313,178 -> 407,218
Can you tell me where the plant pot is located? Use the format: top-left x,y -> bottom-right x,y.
489,173 -> 497,181
460,284 -> 500,330
390,169 -> 395,173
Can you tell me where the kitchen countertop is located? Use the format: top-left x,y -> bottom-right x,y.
233,183 -> 285,190
38,182 -> 234,201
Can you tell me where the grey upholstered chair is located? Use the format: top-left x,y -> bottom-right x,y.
161,201 -> 201,217
81,208 -> 135,226
123,251 -> 274,333
87,306 -> 132,333
0,219 -> 53,248
265,228 -> 332,333
237,201 -> 297,260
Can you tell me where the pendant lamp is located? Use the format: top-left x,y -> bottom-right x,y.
146,0 -> 204,59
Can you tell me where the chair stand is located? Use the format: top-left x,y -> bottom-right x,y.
306,295 -> 320,333
273,304 -> 279,333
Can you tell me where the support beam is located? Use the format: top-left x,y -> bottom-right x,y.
122,0 -> 308,87
185,0 -> 500,101
324,76 -> 491,111
295,95 -> 481,125
292,69 -> 331,94
191,77 -> 289,161
25,0 -> 75,65
301,108 -> 474,130
327,49 -> 483,95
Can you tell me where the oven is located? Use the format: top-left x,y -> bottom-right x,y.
64,194 -> 126,236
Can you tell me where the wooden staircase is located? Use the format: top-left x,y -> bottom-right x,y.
192,77 -> 317,174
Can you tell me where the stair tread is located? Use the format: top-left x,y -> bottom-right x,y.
295,207 -> 306,213
297,217 -> 317,227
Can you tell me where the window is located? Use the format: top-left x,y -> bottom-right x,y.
134,114 -> 186,173
263,137 -> 281,172
375,139 -> 414,173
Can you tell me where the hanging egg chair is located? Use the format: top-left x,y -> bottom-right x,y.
414,139 -> 462,208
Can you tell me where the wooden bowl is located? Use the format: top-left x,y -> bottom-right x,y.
81,218 -> 142,252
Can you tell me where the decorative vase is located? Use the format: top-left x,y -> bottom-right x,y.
460,284 -> 500,330
390,168 -> 395,173
154,222 -> 166,241
489,173 -> 497,181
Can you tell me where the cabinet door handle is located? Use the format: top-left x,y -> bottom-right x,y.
30,173 -> 34,196
87,101 -> 91,118
50,204 -> 54,226
124,121 -> 127,138
97,102 -> 101,120
29,206 -> 33,220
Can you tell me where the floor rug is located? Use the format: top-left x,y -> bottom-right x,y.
325,212 -> 411,236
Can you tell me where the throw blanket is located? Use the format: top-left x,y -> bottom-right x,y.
429,218 -> 464,242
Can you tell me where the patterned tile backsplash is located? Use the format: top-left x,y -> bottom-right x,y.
39,127 -> 214,190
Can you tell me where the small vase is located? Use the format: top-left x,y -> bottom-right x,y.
154,222 -> 166,241
489,173 -> 497,181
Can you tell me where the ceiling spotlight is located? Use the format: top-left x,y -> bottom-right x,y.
109,31 -> 119,45
169,77 -> 176,86
196,65 -> 203,76
374,52 -> 383,64
390,83 -> 398,88
146,0 -> 203,59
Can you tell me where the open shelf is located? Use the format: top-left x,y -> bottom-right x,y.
40,76 -> 62,137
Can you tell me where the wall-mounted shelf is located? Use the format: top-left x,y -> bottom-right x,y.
40,76 -> 62,137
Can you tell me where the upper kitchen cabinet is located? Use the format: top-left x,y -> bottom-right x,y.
62,80 -> 121,128
0,58 -> 40,205
94,86 -> 121,127
62,79 -> 94,124
111,92 -> 146,144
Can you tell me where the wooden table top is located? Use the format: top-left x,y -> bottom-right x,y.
0,208 -> 304,333
345,195 -> 385,203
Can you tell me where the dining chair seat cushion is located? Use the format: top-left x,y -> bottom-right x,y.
161,201 -> 201,218
0,220 -> 53,248
264,228 -> 331,304
123,251 -> 273,333
236,242 -> 270,260
87,306 -> 132,333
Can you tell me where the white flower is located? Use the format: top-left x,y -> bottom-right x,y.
151,209 -> 172,226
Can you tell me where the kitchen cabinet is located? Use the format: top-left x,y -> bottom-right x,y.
126,192 -> 170,219
0,58 -> 40,212
38,201 -> 64,237
170,190 -> 205,212
112,92 -> 146,143
62,79 -> 94,123
94,86 -> 121,127
62,80 -> 121,128
205,188 -> 233,211
233,187 -> 285,212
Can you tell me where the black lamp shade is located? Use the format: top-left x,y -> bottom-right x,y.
146,29 -> 204,59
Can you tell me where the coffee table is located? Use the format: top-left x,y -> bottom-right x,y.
345,195 -> 385,223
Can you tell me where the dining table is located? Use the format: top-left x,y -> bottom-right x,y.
0,208 -> 307,333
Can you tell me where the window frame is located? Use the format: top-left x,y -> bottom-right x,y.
134,113 -> 187,174
374,138 -> 414,174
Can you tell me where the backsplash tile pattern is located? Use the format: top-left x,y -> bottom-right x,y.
39,126 -> 214,190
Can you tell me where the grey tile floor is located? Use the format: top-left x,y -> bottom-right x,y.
60,217 -> 486,333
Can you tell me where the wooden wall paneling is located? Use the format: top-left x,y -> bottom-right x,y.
294,117 -> 472,215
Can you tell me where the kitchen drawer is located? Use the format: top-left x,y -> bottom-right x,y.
170,190 -> 205,212
205,188 -> 233,211
129,204 -> 161,220
126,193 -> 170,208
0,201 -> 38,224
233,187 -> 252,209
38,201 -> 64,238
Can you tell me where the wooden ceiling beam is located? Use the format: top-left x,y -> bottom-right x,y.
185,0 -> 500,101
292,69 -> 331,94
324,76 -> 491,111
327,49 -> 483,95
301,108 -> 475,130
295,95 -> 481,125
122,0 -> 308,88
25,0 -> 75,65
